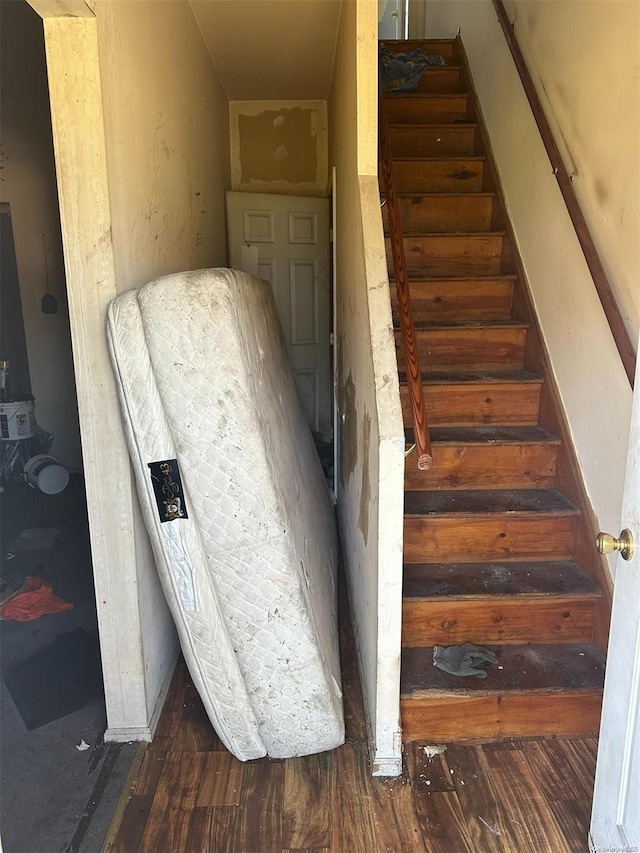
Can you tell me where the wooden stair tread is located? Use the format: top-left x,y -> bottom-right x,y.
392,231 -> 506,240
404,488 -> 579,516
391,273 -> 517,282
380,38 -> 456,49
403,561 -> 601,599
389,156 -> 484,163
401,643 -> 605,696
388,121 -> 475,130
398,369 -> 542,385
400,319 -> 527,330
384,192 -> 492,202
384,92 -> 467,100
406,425 -> 560,445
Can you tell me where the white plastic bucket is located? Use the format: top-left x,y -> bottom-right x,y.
24,454 -> 69,494
0,398 -> 35,440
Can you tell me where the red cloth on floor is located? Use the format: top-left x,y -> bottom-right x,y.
0,576 -> 73,622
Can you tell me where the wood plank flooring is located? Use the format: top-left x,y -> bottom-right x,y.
107,577 -> 596,853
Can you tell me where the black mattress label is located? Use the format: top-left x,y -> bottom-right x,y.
148,459 -> 188,523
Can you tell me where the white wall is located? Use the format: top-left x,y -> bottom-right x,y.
329,0 -> 405,775
95,0 -> 231,722
426,0 -> 635,573
98,0 -> 230,292
0,1 -> 82,470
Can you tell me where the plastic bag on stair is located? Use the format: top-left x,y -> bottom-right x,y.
433,642 -> 499,678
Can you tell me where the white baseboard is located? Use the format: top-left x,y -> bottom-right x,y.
371,753 -> 403,776
105,647 -> 179,743
371,729 -> 403,777
104,725 -> 153,743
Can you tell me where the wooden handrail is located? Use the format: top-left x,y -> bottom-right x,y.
379,88 -> 433,470
493,0 -> 636,388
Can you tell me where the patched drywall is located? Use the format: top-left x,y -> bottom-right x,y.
329,0 -> 405,776
426,0 -> 635,575
0,1 -> 82,470
230,101 -> 328,195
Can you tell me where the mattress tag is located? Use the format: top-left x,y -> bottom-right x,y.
148,459 -> 188,523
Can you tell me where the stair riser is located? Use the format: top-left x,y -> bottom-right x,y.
402,598 -> 596,646
387,235 -> 504,278
383,95 -> 469,124
380,39 -> 457,63
390,279 -> 514,322
404,443 -> 558,490
383,194 -> 492,232
387,160 -> 483,193
395,327 -> 526,372
401,692 -> 603,741
403,515 -> 578,562
412,67 -> 462,94
388,125 -> 477,157
400,382 -> 542,426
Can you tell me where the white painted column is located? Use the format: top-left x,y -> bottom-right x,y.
39,11 -> 152,737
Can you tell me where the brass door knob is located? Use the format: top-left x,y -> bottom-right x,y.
596,529 -> 635,561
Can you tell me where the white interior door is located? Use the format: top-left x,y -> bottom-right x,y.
378,0 -> 408,39
226,191 -> 332,437
590,338 -> 640,850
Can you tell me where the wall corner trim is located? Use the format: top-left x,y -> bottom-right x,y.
28,0 -> 95,19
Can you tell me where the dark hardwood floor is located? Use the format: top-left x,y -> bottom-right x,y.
107,578 -> 596,852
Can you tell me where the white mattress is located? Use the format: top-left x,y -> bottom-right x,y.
107,268 -> 343,760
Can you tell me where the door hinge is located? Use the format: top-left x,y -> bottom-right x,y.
329,228 -> 334,243
329,332 -> 335,345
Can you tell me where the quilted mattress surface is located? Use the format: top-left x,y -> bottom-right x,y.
107,268 -> 343,760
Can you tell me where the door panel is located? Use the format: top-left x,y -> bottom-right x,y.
226,191 -> 331,436
378,0 -> 407,39
590,334 -> 640,850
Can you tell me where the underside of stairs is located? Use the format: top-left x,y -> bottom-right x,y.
380,37 -> 611,743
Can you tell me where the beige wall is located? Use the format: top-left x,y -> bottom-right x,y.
426,0 -> 635,573
0,1 -> 82,470
190,0 -> 342,101
329,0 -> 405,775
97,0 -> 230,292
229,100 -> 328,196
502,0 -> 640,349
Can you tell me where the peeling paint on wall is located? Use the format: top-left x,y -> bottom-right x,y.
339,365 -> 358,487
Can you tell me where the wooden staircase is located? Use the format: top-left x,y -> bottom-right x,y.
380,38 -> 609,743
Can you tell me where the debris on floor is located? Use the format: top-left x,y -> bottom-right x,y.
9,527 -> 61,552
0,575 -> 72,622
423,744 -> 447,758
